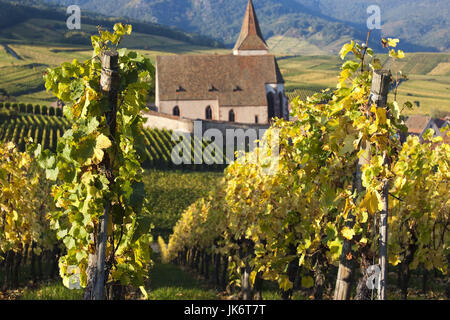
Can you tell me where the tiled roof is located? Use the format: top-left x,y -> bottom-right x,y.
156,54 -> 284,107
405,115 -> 431,135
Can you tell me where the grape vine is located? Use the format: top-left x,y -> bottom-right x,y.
165,39 -> 449,299
33,23 -> 155,298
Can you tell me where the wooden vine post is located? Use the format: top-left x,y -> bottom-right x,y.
85,50 -> 119,300
370,69 -> 392,300
334,69 -> 391,300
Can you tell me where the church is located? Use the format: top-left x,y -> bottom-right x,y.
154,0 -> 288,125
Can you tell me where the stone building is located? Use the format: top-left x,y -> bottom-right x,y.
155,0 -> 288,124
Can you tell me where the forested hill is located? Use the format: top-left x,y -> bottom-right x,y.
0,0 -> 223,48
297,0 -> 450,53
41,0 -> 449,54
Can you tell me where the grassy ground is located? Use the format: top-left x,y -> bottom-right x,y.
146,263 -> 219,300
18,262 -> 220,300
10,259 -> 447,300
143,170 -> 223,241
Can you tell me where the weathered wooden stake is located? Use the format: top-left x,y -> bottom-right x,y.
83,50 -> 119,300
370,69 -> 391,300
334,143 -> 370,300
334,69 -> 391,300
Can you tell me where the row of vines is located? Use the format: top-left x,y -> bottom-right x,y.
0,102 -> 64,117
0,142 -> 61,291
162,40 -> 449,300
0,112 -> 225,171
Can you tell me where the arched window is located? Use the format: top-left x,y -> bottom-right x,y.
173,106 -> 180,117
205,106 -> 212,120
255,115 -> 259,124
267,92 -> 275,120
229,109 -> 235,123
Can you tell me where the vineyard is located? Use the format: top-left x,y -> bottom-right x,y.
160,40 -> 450,301
285,88 -> 322,103
0,23 -> 448,303
0,108 -> 225,171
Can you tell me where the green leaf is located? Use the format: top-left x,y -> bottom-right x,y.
301,276 -> 314,289
46,167 -> 59,181
132,215 -> 152,243
111,204 -> 125,224
391,101 -> 400,120
342,60 -> 360,72
129,181 -> 146,214
74,137 -> 96,162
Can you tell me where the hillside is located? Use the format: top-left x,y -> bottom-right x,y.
40,0 -> 375,55
297,0 -> 450,52
0,0 -> 228,104
0,0 -> 223,48
41,0 -> 449,54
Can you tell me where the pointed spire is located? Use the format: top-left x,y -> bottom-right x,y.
233,0 -> 269,54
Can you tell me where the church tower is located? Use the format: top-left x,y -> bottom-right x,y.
233,0 -> 269,56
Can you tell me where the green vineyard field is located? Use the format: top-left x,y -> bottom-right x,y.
285,88 -> 321,102
0,107 -> 226,171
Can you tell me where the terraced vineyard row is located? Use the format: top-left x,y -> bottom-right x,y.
0,112 -> 226,171
285,88 -> 321,102
0,102 -> 64,116
141,128 -> 226,171
0,113 -> 70,151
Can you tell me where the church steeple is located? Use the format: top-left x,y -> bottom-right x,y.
233,0 -> 269,55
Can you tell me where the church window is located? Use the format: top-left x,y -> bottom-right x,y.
173,106 -> 180,117
206,106 -> 212,120
229,109 -> 235,122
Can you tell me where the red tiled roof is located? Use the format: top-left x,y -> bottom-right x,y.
405,115 -> 431,135
156,54 -> 284,107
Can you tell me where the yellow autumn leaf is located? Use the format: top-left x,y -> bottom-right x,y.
375,107 -> 387,126
249,270 -> 258,286
342,227 -> 356,240
92,147 -> 104,164
342,197 -> 354,219
389,255 -> 402,266
96,134 -> 112,149
387,38 -> 399,47
339,41 -> 354,60
139,286 -> 149,300
360,190 -> 382,215
279,276 -> 294,291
